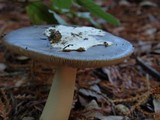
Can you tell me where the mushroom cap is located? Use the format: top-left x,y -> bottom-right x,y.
3,25 -> 134,68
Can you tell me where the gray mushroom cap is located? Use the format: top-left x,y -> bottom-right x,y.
3,25 -> 134,68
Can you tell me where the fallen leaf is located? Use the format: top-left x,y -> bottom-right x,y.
85,99 -> 99,110
78,95 -> 89,107
79,88 -> 104,102
100,115 -> 127,120
140,1 -> 157,7
90,85 -> 101,93
22,117 -> 35,120
119,0 -> 131,6
115,104 -> 130,115
16,56 -> 29,61
153,99 -> 160,112
0,63 -> 7,71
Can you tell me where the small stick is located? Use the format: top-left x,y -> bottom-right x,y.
136,57 -> 160,80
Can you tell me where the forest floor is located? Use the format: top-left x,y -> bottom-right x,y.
0,0 -> 160,120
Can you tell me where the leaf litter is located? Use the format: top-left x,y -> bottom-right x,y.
0,0 -> 160,120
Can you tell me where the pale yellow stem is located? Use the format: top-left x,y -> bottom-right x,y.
40,67 -> 77,120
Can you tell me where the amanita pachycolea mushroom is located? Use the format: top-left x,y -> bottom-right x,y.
3,25 -> 133,120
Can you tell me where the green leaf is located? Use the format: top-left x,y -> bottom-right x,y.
26,2 -> 58,24
51,0 -> 73,9
48,10 -> 68,25
77,12 -> 101,28
75,0 -> 120,26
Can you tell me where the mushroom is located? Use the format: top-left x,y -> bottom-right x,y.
3,25 -> 133,120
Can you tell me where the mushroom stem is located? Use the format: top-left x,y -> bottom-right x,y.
40,67 -> 77,120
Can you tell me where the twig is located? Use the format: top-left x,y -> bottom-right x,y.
126,91 -> 150,116
0,84 -> 50,90
136,57 -> 160,80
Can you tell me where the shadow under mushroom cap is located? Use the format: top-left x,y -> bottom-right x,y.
3,25 -> 134,68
